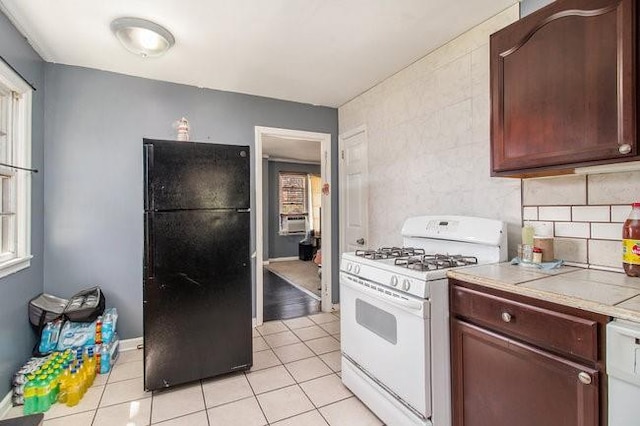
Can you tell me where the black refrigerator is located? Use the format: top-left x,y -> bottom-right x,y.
143,138 -> 252,391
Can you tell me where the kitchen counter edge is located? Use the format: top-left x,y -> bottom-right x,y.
447,265 -> 640,323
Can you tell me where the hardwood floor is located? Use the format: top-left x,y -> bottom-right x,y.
263,270 -> 320,321
264,260 -> 321,297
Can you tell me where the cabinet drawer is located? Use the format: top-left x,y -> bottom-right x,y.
450,285 -> 598,362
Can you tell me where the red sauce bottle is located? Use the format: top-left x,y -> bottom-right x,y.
623,202 -> 640,277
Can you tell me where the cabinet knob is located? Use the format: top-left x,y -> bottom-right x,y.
501,312 -> 512,323
578,372 -> 592,385
619,143 -> 632,155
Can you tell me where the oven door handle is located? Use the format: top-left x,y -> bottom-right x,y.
341,275 -> 425,313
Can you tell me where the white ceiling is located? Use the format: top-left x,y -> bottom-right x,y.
262,135 -> 320,163
0,0 -> 517,107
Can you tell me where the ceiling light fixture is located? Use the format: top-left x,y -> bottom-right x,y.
110,17 -> 175,58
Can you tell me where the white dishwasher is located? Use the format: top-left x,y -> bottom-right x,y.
607,319 -> 640,425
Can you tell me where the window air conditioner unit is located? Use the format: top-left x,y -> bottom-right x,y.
283,215 -> 307,234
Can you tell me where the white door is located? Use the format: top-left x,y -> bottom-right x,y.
340,126 -> 368,253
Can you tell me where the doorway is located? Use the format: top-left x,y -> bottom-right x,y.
255,127 -> 332,325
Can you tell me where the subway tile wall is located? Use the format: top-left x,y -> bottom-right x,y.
522,171 -> 640,271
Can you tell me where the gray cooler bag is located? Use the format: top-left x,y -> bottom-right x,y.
28,293 -> 68,330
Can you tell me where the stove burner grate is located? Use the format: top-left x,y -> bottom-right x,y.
394,254 -> 478,271
355,247 -> 425,260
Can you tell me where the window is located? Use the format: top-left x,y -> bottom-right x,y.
278,172 -> 323,236
0,60 -> 33,278
279,172 -> 308,235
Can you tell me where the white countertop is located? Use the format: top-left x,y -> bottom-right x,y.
447,263 -> 640,322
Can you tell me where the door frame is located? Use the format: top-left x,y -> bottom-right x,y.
255,126 -> 332,326
338,124 -> 368,255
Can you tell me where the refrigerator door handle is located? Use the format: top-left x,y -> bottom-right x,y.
145,213 -> 154,278
144,144 -> 154,211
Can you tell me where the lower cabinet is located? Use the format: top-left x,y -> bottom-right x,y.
451,319 -> 599,426
450,279 -> 607,426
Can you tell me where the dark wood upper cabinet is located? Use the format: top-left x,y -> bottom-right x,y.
490,0 -> 638,177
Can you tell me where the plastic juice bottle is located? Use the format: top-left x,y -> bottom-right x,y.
66,369 -> 81,407
47,366 -> 58,405
57,367 -> 71,404
95,345 -> 102,374
35,375 -> 50,413
95,316 -> 103,345
86,349 -> 96,385
44,375 -> 54,411
83,358 -> 91,390
74,359 -> 84,394
22,375 -> 38,415
80,360 -> 89,394
84,350 -> 93,386
50,367 -> 62,404
33,375 -> 42,413
623,202 -> 640,277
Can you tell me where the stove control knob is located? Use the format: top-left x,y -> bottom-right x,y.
390,276 -> 399,287
347,263 -> 353,272
402,279 -> 411,291
354,265 -> 361,274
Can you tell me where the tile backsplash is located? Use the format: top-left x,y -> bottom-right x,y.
522,171 -> 640,271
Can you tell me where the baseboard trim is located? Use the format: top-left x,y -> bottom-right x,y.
268,256 -> 299,263
119,337 -> 143,352
0,389 -> 12,419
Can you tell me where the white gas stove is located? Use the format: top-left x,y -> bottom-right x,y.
340,215 -> 507,426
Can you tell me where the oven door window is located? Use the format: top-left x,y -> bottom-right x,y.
356,298 -> 397,344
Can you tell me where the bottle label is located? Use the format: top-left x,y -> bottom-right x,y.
623,239 -> 640,265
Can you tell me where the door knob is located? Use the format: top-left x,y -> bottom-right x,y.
356,238 -> 365,245
619,143 -> 632,154
578,372 -> 592,385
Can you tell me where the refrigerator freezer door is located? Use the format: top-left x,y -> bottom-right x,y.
143,210 -> 252,390
144,139 -> 250,211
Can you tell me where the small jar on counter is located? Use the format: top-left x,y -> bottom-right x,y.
533,237 -> 554,262
532,247 -> 543,263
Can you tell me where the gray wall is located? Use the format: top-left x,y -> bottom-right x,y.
520,0 -> 555,16
0,13 -> 45,395
267,161 -> 321,259
43,64 -> 339,339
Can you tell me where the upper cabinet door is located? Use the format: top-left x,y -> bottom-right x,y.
490,0 -> 637,177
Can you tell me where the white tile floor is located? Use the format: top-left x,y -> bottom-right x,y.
3,311 -> 383,425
